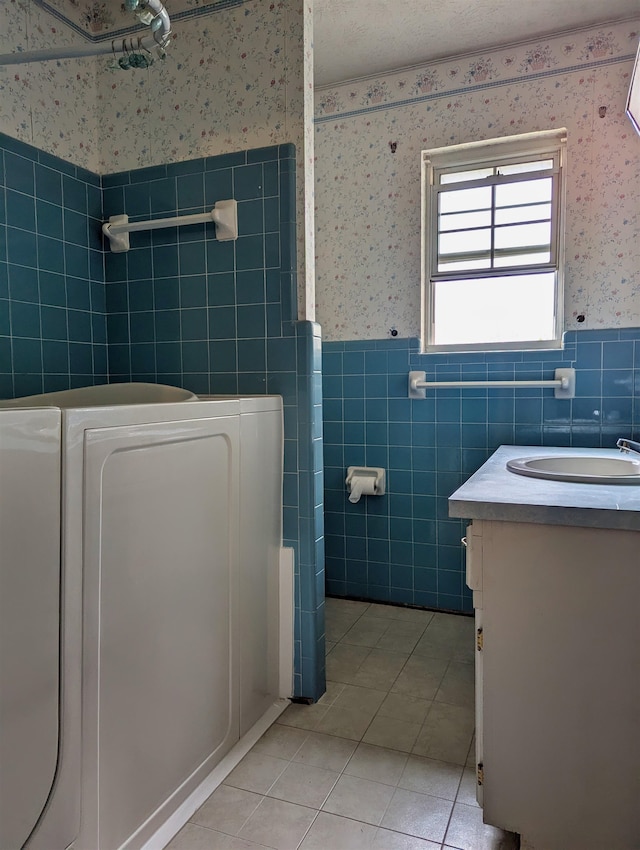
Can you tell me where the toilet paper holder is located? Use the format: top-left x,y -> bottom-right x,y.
345,466 -> 386,504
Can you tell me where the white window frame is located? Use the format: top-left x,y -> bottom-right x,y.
421,129 -> 567,353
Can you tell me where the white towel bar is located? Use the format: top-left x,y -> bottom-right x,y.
408,367 -> 576,399
102,199 -> 238,252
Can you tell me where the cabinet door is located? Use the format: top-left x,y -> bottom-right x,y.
82,415 -> 240,850
481,520 -> 640,850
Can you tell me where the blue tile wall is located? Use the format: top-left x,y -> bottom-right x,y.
322,331 -> 640,612
1,135 -> 324,701
0,133 -> 106,398
103,145 -> 324,700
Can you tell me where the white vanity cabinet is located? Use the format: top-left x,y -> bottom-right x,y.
465,519 -> 640,850
450,446 -> 640,850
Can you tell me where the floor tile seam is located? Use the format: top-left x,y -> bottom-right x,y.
239,787 -> 273,836
184,815 -> 267,841
331,635 -> 376,662
440,797 -> 465,850
431,656 -> 463,708
281,729 -> 312,763
449,759 -> 468,813
374,637 -> 421,655
349,664 -> 406,694
293,806 -> 324,850
408,706 -> 468,765
263,790 -> 330,817
265,762 -> 343,808
378,785 -> 459,841
341,636 -> 413,695
464,733 -> 476,772
342,749 -> 409,788
297,809 -> 445,848
328,767 -> 406,800
256,723 -> 312,759
243,790 -> 328,823
395,775 -> 464,804
318,795 -> 398,833
432,694 -> 475,710
338,636 -> 380,649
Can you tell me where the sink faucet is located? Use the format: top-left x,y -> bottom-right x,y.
617,438 -> 640,457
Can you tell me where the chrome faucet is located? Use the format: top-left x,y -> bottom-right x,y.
617,438 -> 640,457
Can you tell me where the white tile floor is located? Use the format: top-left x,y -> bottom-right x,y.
167,598 -> 518,850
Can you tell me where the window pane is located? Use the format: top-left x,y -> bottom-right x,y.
494,251 -> 551,267
432,273 -> 556,346
439,209 -> 492,231
495,202 -> 551,225
495,221 -> 551,250
498,159 -> 553,175
495,177 -> 552,207
439,186 -> 491,214
439,228 -> 491,257
440,167 -> 494,184
438,257 -> 492,272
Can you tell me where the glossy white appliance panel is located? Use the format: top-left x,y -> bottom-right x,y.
238,407 -> 283,735
81,415 -> 241,850
26,396 -> 241,850
0,409 -> 63,850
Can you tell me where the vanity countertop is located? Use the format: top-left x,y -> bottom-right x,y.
449,445 -> 640,532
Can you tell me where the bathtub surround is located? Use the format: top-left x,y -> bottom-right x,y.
2,0 -> 320,696
102,145 -> 324,699
0,133 -> 324,700
323,330 -> 640,610
0,133 -> 106,400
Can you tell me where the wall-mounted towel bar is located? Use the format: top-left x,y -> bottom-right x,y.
408,367 -> 576,399
102,199 -> 238,253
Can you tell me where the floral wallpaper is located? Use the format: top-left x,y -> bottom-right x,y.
1,0 -> 314,318
94,0 -> 312,317
314,21 -> 640,340
0,0 -> 100,172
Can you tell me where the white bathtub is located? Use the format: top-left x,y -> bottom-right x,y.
0,381 -> 198,408
1,384 -> 290,850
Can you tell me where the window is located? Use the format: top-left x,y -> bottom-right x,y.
421,129 -> 567,352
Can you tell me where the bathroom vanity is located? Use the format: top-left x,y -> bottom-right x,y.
449,446 -> 640,850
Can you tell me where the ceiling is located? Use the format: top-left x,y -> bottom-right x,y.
313,0 -> 640,87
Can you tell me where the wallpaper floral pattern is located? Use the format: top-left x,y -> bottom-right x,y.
95,0 -> 311,316
1,0 -> 313,317
0,0 -> 100,171
314,21 -> 640,341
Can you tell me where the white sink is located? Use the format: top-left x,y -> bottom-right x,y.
506,454 -> 640,484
